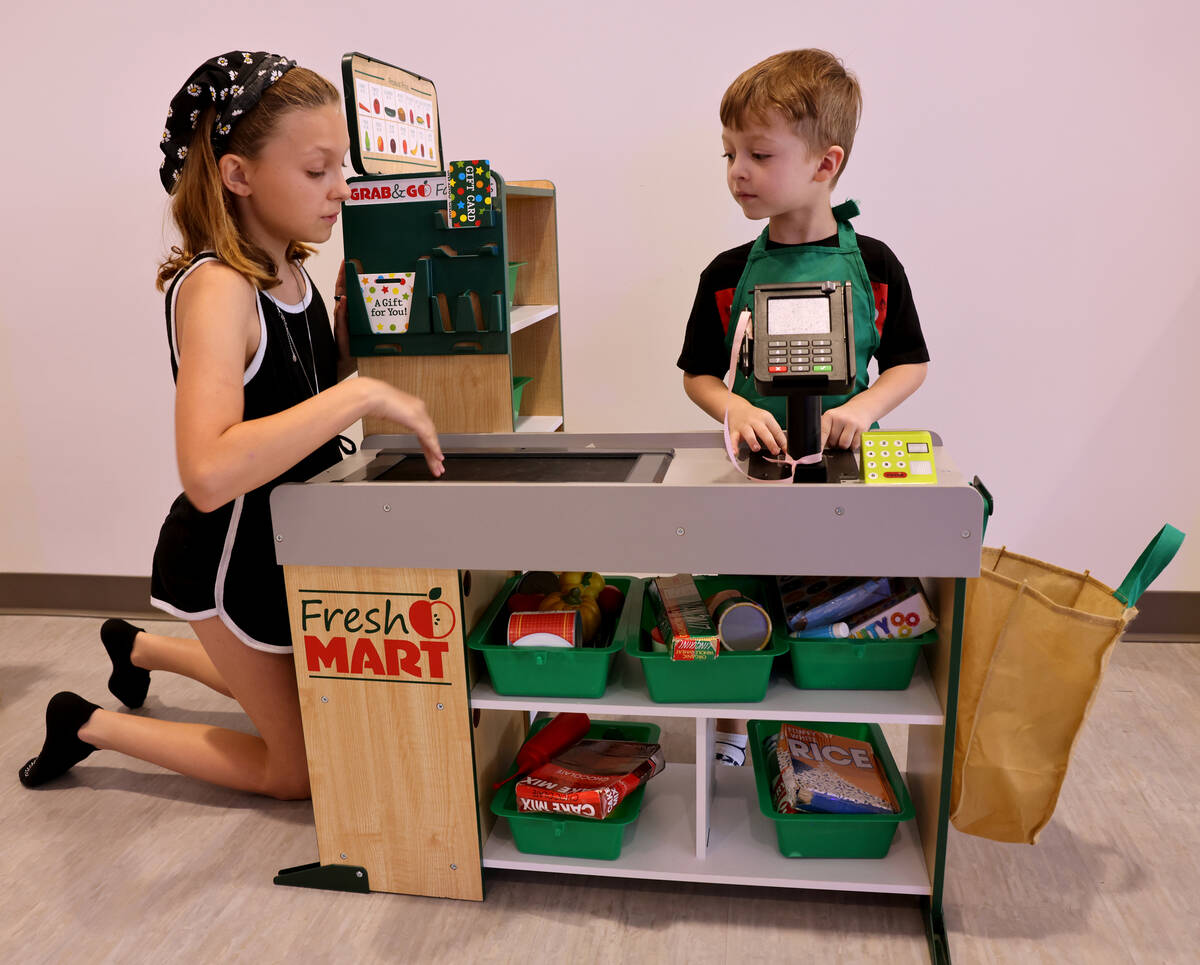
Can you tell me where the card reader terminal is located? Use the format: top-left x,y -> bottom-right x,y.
744,281 -> 856,398
737,281 -> 857,482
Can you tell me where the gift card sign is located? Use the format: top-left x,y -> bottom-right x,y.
358,272 -> 416,333
447,159 -> 492,228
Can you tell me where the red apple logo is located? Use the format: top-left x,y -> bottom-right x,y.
410,589 -> 456,639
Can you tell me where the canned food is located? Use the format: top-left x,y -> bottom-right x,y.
705,591 -> 773,652
507,610 -> 582,648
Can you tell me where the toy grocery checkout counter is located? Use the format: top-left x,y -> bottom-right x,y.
269,430 -> 986,964
285,52 -> 985,963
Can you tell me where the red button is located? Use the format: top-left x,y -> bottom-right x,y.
768,365 -> 788,373
884,471 -> 907,478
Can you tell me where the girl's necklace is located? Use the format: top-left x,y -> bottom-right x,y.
278,263 -> 318,397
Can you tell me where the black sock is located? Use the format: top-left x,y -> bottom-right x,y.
19,692 -> 100,787
101,618 -> 150,709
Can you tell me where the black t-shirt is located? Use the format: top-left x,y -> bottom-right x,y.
677,233 -> 929,379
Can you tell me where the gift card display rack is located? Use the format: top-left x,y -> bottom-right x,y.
340,52 -> 563,435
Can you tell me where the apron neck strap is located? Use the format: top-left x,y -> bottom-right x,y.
832,198 -> 861,221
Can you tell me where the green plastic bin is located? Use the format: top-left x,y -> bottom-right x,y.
467,575 -> 642,698
747,719 -> 914,858
786,630 -> 937,690
506,261 -> 527,309
623,575 -> 787,703
511,376 -> 533,418
490,717 -> 660,860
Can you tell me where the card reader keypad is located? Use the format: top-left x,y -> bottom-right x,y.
767,337 -> 835,374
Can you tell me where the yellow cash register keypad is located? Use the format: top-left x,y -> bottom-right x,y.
860,430 -> 938,485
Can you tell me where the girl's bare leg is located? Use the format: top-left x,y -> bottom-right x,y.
130,627 -> 233,697
79,616 -> 310,799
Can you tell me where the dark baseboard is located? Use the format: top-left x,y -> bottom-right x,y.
1121,590 -> 1199,641
0,573 -> 170,620
1,573 -> 1196,639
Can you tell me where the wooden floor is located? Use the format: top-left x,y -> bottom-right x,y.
2,615 -> 1197,964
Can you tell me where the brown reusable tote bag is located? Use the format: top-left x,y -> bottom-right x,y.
950,525 -> 1184,843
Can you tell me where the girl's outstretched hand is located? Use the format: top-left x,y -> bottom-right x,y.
366,379 -> 445,476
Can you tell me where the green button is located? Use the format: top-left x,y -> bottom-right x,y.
813,364 -> 833,372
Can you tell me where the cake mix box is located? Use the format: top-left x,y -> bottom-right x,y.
774,724 -> 899,815
845,577 -> 937,640
515,739 -> 665,820
649,575 -> 720,661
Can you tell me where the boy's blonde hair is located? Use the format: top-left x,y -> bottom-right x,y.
156,67 -> 340,292
720,49 -> 862,184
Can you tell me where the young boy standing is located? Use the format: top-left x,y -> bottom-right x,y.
678,50 -> 930,765
678,49 -> 929,459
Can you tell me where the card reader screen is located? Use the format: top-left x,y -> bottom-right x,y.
767,296 -> 830,335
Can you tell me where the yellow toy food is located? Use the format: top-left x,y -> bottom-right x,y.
540,587 -> 601,642
559,571 -> 605,599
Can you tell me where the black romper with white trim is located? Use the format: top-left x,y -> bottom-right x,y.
150,253 -> 343,652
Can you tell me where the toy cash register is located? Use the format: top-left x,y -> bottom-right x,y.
739,281 -> 858,483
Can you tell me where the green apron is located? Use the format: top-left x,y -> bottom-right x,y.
726,200 -> 880,427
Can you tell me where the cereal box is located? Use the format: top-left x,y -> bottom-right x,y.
845,577 -> 937,640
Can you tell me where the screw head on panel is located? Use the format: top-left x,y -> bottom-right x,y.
676,527 -> 685,536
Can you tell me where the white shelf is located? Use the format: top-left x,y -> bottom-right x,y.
509,304 -> 558,333
515,415 -> 564,433
470,652 -> 944,725
483,763 -> 931,894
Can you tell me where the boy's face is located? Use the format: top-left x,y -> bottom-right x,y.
722,112 -> 838,223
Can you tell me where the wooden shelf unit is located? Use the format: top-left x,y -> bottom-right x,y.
359,180 -> 565,437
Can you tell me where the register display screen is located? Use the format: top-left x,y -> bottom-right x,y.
767,296 -> 830,335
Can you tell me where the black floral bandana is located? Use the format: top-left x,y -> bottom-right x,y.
158,50 -> 296,193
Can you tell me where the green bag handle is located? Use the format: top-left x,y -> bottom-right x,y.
1114,524 -> 1186,607
971,475 -> 994,540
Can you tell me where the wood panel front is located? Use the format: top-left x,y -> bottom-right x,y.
283,565 -> 482,899
358,354 -> 513,436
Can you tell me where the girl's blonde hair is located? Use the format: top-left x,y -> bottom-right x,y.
720,49 -> 862,185
156,67 -> 340,291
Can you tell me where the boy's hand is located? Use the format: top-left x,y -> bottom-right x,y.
729,397 -> 787,457
820,395 -> 876,451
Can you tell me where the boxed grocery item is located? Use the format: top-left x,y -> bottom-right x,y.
515,738 -> 665,821
774,723 -> 899,815
648,574 -> 720,661
776,575 -> 895,634
845,577 -> 936,640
